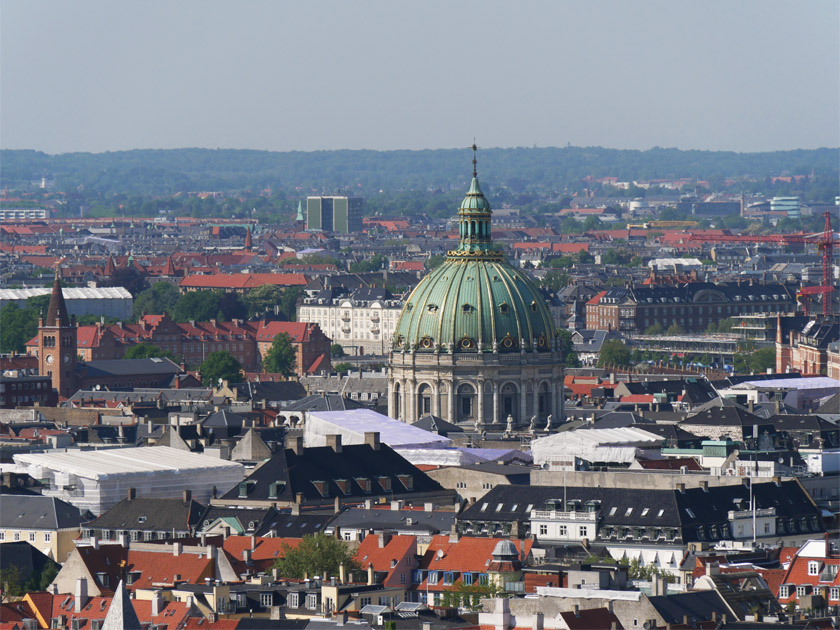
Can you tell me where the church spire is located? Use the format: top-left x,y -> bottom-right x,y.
448,143 -> 502,261
45,272 -> 70,327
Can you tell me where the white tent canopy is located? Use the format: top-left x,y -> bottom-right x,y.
531,427 -> 662,469
13,446 -> 244,516
304,409 -> 451,450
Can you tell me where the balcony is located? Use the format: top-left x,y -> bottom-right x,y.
341,313 -> 351,322
370,314 -> 380,323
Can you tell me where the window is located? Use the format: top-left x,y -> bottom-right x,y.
359,597 -> 371,608
478,574 -> 489,586
13,532 -> 20,541
462,573 -> 473,586
625,507 -> 633,517
609,506 -> 617,516
779,585 -> 790,599
287,593 -> 299,608
641,508 -> 649,517
830,587 -> 839,601
559,525 -> 567,536
796,585 -> 808,597
685,508 -> 696,518
0,532 -> 4,541
400,573 -> 406,584
29,532 -> 37,542
808,561 -> 820,576
260,593 -> 272,607
306,594 -> 318,610
579,526 -> 588,538
428,571 -> 439,585
443,572 -> 454,585
539,525 -> 548,536
44,532 -> 51,542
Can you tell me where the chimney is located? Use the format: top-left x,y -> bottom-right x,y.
295,492 -> 304,505
183,489 -> 191,504
364,499 -> 373,510
151,591 -> 163,617
367,564 -> 374,586
531,612 -> 543,630
573,605 -> 580,617
449,523 -> 459,543
326,434 -> 342,453
206,545 -> 217,560
339,563 -> 346,584
334,496 -> 341,514
364,431 -> 380,451
676,483 -> 685,494
287,435 -> 304,455
242,549 -> 252,565
291,503 -> 300,516
173,542 -> 182,556
377,532 -> 391,548
699,480 -> 708,492
74,578 -> 88,612
250,534 -> 256,551
127,487 -> 136,501
424,502 -> 433,512
706,561 -> 720,576
390,500 -> 403,511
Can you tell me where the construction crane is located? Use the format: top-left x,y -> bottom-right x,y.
688,211 -> 839,316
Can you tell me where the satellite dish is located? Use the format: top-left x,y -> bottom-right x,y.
436,549 -> 444,559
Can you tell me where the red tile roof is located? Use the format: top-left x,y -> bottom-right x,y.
179,273 -> 307,290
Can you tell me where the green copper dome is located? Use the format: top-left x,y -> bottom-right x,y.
393,166 -> 557,355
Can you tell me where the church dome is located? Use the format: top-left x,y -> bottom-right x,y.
392,156 -> 557,355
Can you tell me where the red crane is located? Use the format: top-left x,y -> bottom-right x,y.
688,211 -> 839,316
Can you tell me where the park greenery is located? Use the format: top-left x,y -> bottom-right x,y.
0,295 -> 50,353
271,534 -> 360,580
199,351 -> 243,386
597,339 -> 632,367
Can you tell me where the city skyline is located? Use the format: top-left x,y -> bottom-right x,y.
1,0 -> 838,155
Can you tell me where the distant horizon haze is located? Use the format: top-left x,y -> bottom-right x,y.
1,1 -> 838,155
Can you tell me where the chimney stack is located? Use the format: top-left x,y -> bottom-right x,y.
127,487 -> 136,501
364,431 -> 380,451
326,434 -> 343,453
287,435 -> 304,455
183,489 -> 191,504
74,578 -> 88,612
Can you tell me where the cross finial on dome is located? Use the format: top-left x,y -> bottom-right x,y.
472,140 -> 478,178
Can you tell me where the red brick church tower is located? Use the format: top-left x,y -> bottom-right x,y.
38,274 -> 78,398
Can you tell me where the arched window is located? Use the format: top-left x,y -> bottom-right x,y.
457,384 -> 475,420
418,384 -> 432,416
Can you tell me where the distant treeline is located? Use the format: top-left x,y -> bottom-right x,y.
2,146 -> 838,198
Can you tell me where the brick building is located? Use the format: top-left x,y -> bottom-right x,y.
27,313 -> 331,376
585,282 -> 795,334
776,318 -> 840,376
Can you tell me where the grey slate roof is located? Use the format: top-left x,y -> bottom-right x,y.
0,494 -> 88,530
85,497 -> 205,533
326,507 -> 456,535
78,357 -> 182,378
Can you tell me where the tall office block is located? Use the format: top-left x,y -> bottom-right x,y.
306,196 -> 363,233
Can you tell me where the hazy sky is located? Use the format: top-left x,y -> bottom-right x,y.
2,1 -> 838,154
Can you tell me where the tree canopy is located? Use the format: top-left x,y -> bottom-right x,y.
123,342 -> 176,361
199,351 -> 243,385
0,294 -> 51,353
133,282 -> 181,320
262,332 -> 296,376
272,534 -> 360,580
597,339 -> 632,367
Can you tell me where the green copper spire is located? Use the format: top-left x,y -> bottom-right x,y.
296,200 -> 304,222
449,143 -> 502,261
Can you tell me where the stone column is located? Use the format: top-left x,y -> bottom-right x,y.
520,379 -> 528,427
492,382 -> 499,426
476,379 -> 485,427
387,378 -> 394,418
448,378 -> 456,423
433,380 -> 441,416
407,378 -> 416,423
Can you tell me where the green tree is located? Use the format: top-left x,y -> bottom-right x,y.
424,254 -> 445,270
172,290 -> 223,322
644,323 -> 664,335
330,343 -> 345,357
272,534 -> 360,580
133,281 -> 181,320
349,255 -> 386,273
556,329 -> 580,367
243,284 -> 285,318
441,581 -> 502,611
0,304 -> 37,353
262,332 -> 296,376
597,339 -> 631,367
277,287 -> 302,321
123,342 -> 175,361
542,270 -> 571,291
334,362 -> 352,375
665,323 -> 684,336
200,351 -> 243,385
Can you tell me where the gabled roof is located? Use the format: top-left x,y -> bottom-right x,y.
85,497 -> 205,533
0,495 -> 87,530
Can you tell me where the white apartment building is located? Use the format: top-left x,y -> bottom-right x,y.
297,288 -> 403,356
